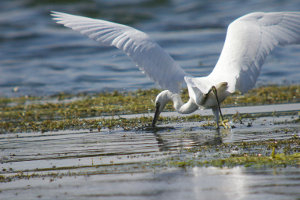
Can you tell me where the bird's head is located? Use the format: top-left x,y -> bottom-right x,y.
152,90 -> 173,127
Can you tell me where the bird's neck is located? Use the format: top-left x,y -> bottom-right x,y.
170,93 -> 198,114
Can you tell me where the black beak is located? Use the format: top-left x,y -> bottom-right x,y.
152,103 -> 160,127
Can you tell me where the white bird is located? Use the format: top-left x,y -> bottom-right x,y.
51,11 -> 300,128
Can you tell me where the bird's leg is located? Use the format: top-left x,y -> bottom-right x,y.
212,107 -> 220,129
211,86 -> 230,129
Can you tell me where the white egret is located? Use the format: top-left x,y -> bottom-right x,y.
51,11 -> 300,128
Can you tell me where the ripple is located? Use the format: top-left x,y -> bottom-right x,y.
0,0 -> 299,98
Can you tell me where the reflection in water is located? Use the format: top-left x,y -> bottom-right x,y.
1,120 -> 299,199
153,131 -> 168,151
146,166 -> 300,200
191,167 -> 246,200
151,128 -> 223,152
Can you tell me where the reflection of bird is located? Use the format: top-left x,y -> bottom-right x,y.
52,11 -> 300,128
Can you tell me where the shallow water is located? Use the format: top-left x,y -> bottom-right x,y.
1,167 -> 300,200
0,106 -> 299,200
1,1 -> 300,199
1,0 -> 300,97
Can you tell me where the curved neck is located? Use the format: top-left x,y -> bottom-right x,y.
170,94 -> 198,114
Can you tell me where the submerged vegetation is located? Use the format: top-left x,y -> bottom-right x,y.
223,84 -> 299,106
0,85 -> 299,182
167,152 -> 300,168
0,135 -> 299,183
166,135 -> 300,168
0,85 -> 299,133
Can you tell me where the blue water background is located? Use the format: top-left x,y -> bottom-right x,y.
0,0 -> 300,97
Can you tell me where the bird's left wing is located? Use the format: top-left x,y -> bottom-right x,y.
51,11 -> 187,93
208,12 -> 300,94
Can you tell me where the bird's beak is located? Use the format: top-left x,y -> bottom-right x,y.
152,103 -> 160,127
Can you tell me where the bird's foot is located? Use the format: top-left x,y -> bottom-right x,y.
220,119 -> 230,129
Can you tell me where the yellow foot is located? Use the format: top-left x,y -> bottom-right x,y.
221,119 -> 230,129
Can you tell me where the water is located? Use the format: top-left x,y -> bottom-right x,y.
1,1 -> 300,199
2,167 -> 300,200
1,0 -> 300,97
0,110 -> 299,200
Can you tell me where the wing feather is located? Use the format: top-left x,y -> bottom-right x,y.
51,11 -> 187,93
208,12 -> 300,93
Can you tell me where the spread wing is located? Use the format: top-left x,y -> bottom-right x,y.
208,12 -> 300,94
51,11 -> 187,93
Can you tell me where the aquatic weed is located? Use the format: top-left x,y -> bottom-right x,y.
0,85 -> 299,133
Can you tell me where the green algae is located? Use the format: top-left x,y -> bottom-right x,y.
167,153 -> 300,168
1,136 -> 299,183
0,117 -> 153,133
223,85 -> 300,106
0,89 -> 160,121
1,151 -> 298,182
165,136 -> 300,168
0,163 -> 147,183
2,110 -> 297,133
0,85 -> 299,133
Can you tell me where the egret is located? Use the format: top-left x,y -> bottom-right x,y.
51,11 -> 300,128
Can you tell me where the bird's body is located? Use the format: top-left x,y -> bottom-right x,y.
51,11 -> 300,128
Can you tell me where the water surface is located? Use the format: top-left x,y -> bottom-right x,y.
1,0 -> 300,97
1,108 -> 299,200
1,1 -> 300,199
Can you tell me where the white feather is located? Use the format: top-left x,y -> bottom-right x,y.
52,11 -> 300,108
51,11 -> 186,93
207,12 -> 300,94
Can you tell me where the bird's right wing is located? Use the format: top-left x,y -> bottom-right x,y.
208,12 -> 300,94
51,11 -> 187,93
